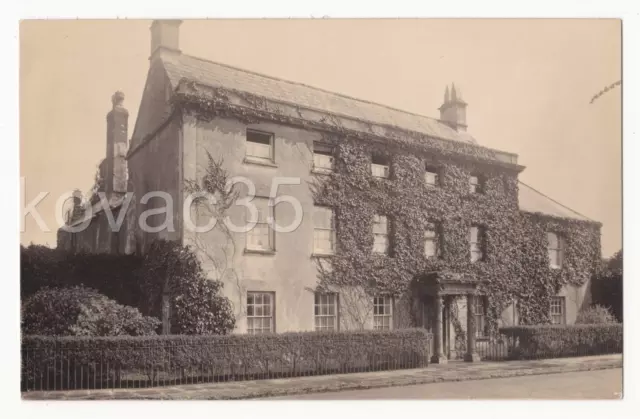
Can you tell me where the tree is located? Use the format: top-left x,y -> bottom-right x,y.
591,249 -> 623,322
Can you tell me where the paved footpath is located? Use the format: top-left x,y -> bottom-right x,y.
22,354 -> 621,400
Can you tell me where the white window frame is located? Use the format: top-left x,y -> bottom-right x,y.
372,214 -> 389,254
470,225 -> 485,262
245,129 -> 274,163
313,206 -> 335,255
312,142 -> 334,173
469,174 -> 483,194
424,222 -> 440,258
371,154 -> 390,179
373,295 -> 393,330
314,292 -> 339,331
473,296 -> 487,338
547,232 -> 564,269
245,197 -> 275,252
550,296 -> 566,325
247,292 -> 275,334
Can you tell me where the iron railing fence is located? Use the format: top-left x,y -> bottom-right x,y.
21,337 -> 431,392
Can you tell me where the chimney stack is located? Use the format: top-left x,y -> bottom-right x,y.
105,91 -> 128,200
150,19 -> 182,60
438,83 -> 468,131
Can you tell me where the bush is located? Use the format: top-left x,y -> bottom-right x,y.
576,305 -> 617,324
591,249 -> 623,322
500,324 -> 622,360
22,286 -> 160,337
21,329 -> 431,391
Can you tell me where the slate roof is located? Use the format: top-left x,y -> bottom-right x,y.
156,52 -> 595,223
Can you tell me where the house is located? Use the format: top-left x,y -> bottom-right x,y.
57,20 -> 602,363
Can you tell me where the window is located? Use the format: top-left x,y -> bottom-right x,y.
247,292 -> 275,334
550,297 -> 565,325
425,165 -> 439,187
469,225 -> 485,262
313,142 -> 334,173
473,296 -> 487,338
371,154 -> 390,178
424,222 -> 440,258
314,293 -> 338,331
246,197 -> 275,252
469,174 -> 484,194
245,129 -> 274,162
547,232 -> 564,269
372,214 -> 389,254
373,296 -> 393,330
313,206 -> 335,255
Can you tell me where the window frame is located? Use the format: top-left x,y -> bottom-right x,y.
550,296 -> 566,325
312,142 -> 334,174
547,232 -> 564,269
373,295 -> 394,330
469,225 -> 486,262
245,197 -> 276,253
424,164 -> 440,187
371,153 -> 390,179
469,174 -> 485,194
473,296 -> 488,338
246,291 -> 275,334
313,206 -> 336,255
424,221 -> 441,259
372,214 -> 390,254
314,292 -> 339,331
245,129 -> 275,163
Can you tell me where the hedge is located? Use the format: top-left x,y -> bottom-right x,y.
499,324 -> 622,360
21,328 -> 431,391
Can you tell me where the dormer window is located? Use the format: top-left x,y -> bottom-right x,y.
371,153 -> 390,179
425,165 -> 439,187
313,142 -> 334,173
469,174 -> 485,194
246,129 -> 274,163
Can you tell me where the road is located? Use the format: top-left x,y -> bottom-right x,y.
264,368 -> 622,400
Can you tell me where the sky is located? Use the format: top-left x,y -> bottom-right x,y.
19,19 -> 622,256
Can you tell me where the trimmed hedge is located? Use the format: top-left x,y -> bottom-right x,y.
21,328 -> 431,391
500,324 -> 622,360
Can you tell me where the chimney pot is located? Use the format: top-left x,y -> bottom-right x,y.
439,83 -> 468,132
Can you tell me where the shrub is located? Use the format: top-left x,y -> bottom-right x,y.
576,305 -> 617,324
22,286 -> 160,337
21,329 -> 431,391
591,249 -> 623,322
500,324 -> 622,360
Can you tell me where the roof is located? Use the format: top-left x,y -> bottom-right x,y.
518,182 -> 592,222
160,53 -> 478,145
155,52 -> 595,223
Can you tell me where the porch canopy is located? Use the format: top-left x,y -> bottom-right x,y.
415,271 -> 486,364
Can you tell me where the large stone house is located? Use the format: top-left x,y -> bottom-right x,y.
58,20 -> 601,363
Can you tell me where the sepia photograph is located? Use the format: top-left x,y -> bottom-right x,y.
17,15 -> 623,403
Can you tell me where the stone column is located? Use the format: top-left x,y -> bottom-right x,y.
431,295 -> 447,364
465,293 -> 481,362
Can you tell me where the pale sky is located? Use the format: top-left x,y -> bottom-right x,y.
20,19 -> 621,256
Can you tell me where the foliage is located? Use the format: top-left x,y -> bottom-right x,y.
21,286 -> 160,336
591,249 -> 623,322
137,240 -> 236,335
576,305 -> 617,325
22,329 -> 431,390
500,324 -> 622,359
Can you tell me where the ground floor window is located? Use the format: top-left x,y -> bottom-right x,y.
247,292 -> 274,334
373,295 -> 393,330
550,296 -> 566,325
314,293 -> 338,331
473,296 -> 487,338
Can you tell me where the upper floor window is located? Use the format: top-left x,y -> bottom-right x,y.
247,291 -> 275,334
547,232 -> 564,269
371,153 -> 390,179
313,206 -> 335,255
424,222 -> 441,259
372,214 -> 389,254
313,142 -> 334,173
246,197 -> 275,252
469,225 -> 486,262
469,174 -> 485,194
245,129 -> 274,162
314,292 -> 338,331
550,296 -> 566,325
425,165 -> 439,187
373,295 -> 393,330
